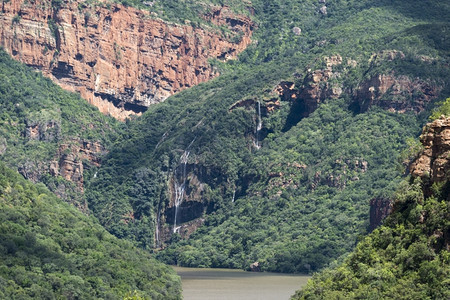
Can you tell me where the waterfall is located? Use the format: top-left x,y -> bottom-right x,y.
232,189 -> 236,203
254,101 -> 262,149
173,150 -> 189,233
155,131 -> 169,150
155,215 -> 160,247
173,138 -> 195,233
155,196 -> 162,248
257,101 -> 262,132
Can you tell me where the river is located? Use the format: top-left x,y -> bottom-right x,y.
173,266 -> 310,300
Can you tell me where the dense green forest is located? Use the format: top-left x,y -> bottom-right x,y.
292,174 -> 449,299
85,0 -> 450,273
0,0 -> 449,297
0,49 -> 124,208
291,100 -> 450,297
0,162 -> 181,299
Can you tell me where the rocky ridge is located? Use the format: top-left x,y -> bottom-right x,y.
410,115 -> 450,195
272,51 -> 440,119
0,0 -> 253,120
355,74 -> 440,113
369,115 -> 450,231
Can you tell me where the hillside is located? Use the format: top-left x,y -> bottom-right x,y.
293,114 -> 449,299
85,0 -> 449,273
0,162 -> 181,299
0,0 -> 449,281
0,48 -> 124,210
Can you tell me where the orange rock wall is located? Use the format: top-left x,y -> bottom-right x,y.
410,116 -> 450,184
356,74 -> 439,113
0,0 -> 253,119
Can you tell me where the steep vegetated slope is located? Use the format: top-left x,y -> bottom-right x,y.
84,0 -> 450,273
1,0 -> 449,280
0,49 -> 123,210
293,112 -> 449,299
0,162 -> 181,299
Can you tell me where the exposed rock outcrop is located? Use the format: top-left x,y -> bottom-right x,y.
298,55 -> 343,116
162,218 -> 205,241
18,138 -> 104,197
410,116 -> 450,194
273,55 -> 344,120
354,50 -> 440,113
249,261 -> 261,272
273,51 -> 442,119
160,158 -> 227,242
0,0 -> 253,120
369,197 -> 392,232
274,80 -> 297,102
25,119 -> 61,141
310,159 -> 368,191
369,50 -> 405,65
50,140 -> 105,192
369,116 -> 449,231
355,74 -> 440,113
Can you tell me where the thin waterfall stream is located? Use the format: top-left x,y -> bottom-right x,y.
173,150 -> 189,233
255,101 -> 262,149
173,138 -> 196,233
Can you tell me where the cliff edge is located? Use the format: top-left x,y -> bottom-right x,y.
0,0 -> 253,119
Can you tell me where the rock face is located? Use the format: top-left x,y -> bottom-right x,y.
50,140 -> 105,192
272,51 -> 441,119
410,116 -> 450,195
298,55 -> 343,115
18,139 -> 105,186
369,116 -> 449,231
160,158 -> 225,241
0,0 -> 253,120
272,55 -> 344,121
25,119 -> 61,141
355,50 -> 440,113
369,197 -> 392,232
17,138 -> 104,211
356,74 -> 439,113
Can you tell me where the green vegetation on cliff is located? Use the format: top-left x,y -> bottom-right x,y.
0,48 -> 123,206
0,162 -> 181,299
1,0 -> 449,285
156,104 -> 419,272
85,0 -> 449,273
292,177 -> 449,299
292,108 -> 450,298
430,97 -> 450,120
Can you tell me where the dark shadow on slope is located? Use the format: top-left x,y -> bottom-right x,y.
402,23 -> 450,53
386,0 -> 450,23
282,99 -> 307,132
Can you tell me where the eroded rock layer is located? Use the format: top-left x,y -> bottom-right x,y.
0,0 -> 253,119
410,116 -> 450,187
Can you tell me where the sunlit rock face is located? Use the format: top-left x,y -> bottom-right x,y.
0,0 -> 253,120
410,116 -> 450,198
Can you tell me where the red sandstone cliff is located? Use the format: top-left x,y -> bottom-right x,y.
410,116 -> 450,191
272,51 -> 440,118
0,0 -> 253,120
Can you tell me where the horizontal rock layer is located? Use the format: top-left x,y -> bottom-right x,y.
0,0 -> 253,119
410,116 -> 450,185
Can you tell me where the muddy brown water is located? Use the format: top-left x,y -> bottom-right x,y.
173,266 -> 311,300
